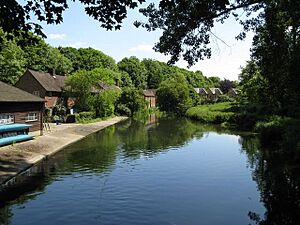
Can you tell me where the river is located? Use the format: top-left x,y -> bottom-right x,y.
0,117 -> 299,225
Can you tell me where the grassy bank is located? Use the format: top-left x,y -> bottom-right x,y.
186,103 -> 300,149
186,102 -> 235,124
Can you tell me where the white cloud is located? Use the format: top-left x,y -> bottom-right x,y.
48,33 -> 67,40
129,44 -> 153,52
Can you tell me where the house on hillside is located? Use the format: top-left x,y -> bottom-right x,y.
227,88 -> 239,98
15,69 -> 66,110
143,89 -> 156,108
0,81 -> 44,135
207,88 -> 223,100
194,88 -> 208,97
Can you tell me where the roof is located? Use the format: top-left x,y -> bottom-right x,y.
229,88 -> 239,95
27,69 -> 66,92
199,88 -> 208,94
0,81 -> 45,102
91,81 -> 121,93
209,88 -> 223,95
143,89 -> 156,97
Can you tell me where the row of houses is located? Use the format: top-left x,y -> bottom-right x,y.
194,87 -> 239,100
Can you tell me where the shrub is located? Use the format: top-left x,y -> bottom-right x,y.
116,104 -> 131,116
75,111 -> 95,121
117,88 -> 147,114
186,102 -> 234,124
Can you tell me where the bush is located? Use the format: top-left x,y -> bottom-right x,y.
157,76 -> 192,115
75,111 -> 95,121
93,90 -> 120,118
117,88 -> 147,114
116,104 -> 132,116
254,116 -> 293,146
186,102 -> 234,124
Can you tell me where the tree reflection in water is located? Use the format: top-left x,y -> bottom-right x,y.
0,116 -> 299,225
240,136 -> 300,225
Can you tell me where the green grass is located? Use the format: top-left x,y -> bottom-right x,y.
186,102 -> 235,124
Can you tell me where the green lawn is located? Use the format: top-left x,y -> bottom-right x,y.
186,102 -> 235,124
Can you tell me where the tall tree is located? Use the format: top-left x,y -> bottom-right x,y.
0,30 -> 26,84
118,56 -> 147,89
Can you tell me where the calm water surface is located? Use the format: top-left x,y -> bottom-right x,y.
0,118 -> 299,225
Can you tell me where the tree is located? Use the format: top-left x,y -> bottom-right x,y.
239,60 -> 269,106
65,68 -> 121,111
93,90 -> 120,118
219,79 -> 236,93
118,56 -> 147,88
0,0 -> 145,39
156,74 -> 192,115
78,48 -> 117,71
142,58 -> 164,89
117,88 -> 147,115
0,29 -> 26,84
23,38 -> 73,75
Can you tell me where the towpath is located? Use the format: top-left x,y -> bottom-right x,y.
0,116 -> 127,185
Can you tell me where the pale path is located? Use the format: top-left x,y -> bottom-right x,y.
0,116 -> 128,185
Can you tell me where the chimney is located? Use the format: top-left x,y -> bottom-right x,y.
50,68 -> 56,77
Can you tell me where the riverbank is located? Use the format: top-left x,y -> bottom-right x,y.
0,116 -> 128,185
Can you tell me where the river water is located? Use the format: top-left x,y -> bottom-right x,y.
0,117 -> 299,225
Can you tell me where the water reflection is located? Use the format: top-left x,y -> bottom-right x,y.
0,117 -> 299,225
240,136 -> 300,225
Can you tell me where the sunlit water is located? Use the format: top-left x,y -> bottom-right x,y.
1,118 -> 299,225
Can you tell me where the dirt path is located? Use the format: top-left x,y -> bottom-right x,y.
0,116 -> 127,185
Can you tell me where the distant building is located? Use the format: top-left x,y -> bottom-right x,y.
194,88 -> 208,96
207,88 -> 223,100
143,89 -> 157,108
227,88 -> 239,98
0,81 -> 44,134
15,69 -> 66,109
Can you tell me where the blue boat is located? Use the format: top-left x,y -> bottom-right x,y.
0,124 -> 33,147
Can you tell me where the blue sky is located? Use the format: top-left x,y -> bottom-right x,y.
41,1 -> 254,81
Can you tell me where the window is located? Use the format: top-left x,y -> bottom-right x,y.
33,91 -> 40,96
0,114 -> 15,125
26,112 -> 38,122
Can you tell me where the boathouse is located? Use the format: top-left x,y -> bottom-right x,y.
0,81 -> 44,134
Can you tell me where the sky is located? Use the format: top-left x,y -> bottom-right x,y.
40,1 -> 254,81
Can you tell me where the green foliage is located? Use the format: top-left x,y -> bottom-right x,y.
118,56 -> 147,88
66,68 -> 121,111
75,111 -> 96,122
0,29 -> 26,84
59,47 -> 117,72
186,102 -> 235,124
157,75 -> 192,115
93,90 -> 120,117
116,104 -> 132,116
117,88 -> 147,115
254,116 -> 298,148
0,0 -> 145,38
23,38 -> 73,75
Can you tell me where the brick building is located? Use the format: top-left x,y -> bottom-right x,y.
15,69 -> 66,109
0,81 -> 45,133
